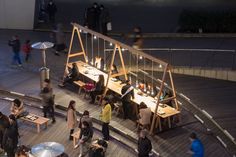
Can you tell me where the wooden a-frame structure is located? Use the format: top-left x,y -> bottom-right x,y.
64,23 -> 180,134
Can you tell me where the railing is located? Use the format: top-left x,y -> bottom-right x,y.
105,48 -> 236,70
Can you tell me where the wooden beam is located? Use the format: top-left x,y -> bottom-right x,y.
102,45 -> 118,102
150,65 -> 168,134
111,70 -> 128,78
71,23 -> 168,67
75,27 -> 87,63
117,46 -> 128,80
63,27 -> 76,81
168,69 -> 179,110
68,52 -> 84,58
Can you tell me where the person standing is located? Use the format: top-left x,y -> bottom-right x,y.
2,115 -> 19,157
132,27 -> 143,50
8,35 -> 22,66
99,5 -> 110,35
188,132 -> 204,157
137,129 -> 152,157
66,100 -> 77,140
40,87 -> 56,123
22,40 -> 31,62
54,24 -> 66,56
79,110 -> 93,131
137,102 -> 152,130
0,112 -> 10,150
100,97 -> 112,141
47,0 -> 57,23
121,79 -> 134,119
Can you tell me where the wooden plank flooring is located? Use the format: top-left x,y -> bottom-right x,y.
0,100 -> 135,157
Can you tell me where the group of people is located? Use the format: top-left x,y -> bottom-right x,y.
84,3 -> 111,35
8,35 -> 32,67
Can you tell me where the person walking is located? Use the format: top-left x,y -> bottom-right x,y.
8,35 -> 22,66
66,100 -> 77,140
188,132 -> 204,157
132,27 -> 143,50
79,110 -> 93,131
47,0 -> 57,23
0,112 -> 10,150
54,24 -> 66,56
22,40 -> 31,62
99,5 -> 110,35
2,115 -> 19,157
40,87 -> 56,123
100,97 -> 112,141
137,129 -> 152,157
121,79 -> 134,119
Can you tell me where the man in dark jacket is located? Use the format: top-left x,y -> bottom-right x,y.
8,35 -> 22,66
59,63 -> 80,87
99,5 -> 110,35
138,130 -> 152,157
47,0 -> 57,23
0,112 -> 10,149
2,115 -> 19,157
121,79 -> 134,119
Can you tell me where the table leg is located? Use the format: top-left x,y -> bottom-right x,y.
168,117 -> 171,129
158,117 -> 162,132
45,122 -> 48,129
37,124 -> 40,133
73,137 -> 76,147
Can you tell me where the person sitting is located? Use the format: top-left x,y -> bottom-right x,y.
59,62 -> 80,87
88,139 -> 108,157
95,56 -> 104,70
137,102 -> 152,130
10,99 -> 24,118
74,121 -> 93,157
111,64 -> 119,80
90,75 -> 104,104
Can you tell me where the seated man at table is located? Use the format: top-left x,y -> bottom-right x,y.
137,102 -> 152,130
90,75 -> 104,104
59,62 -> 80,87
121,79 -> 134,119
10,99 -> 25,118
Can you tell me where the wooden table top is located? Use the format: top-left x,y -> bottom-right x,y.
69,61 -> 180,118
21,113 -> 49,125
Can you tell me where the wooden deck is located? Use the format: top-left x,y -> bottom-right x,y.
0,99 -> 135,157
0,88 -> 231,157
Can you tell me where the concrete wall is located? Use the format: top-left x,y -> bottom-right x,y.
0,0 -> 35,30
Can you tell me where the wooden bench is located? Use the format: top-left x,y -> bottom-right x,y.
20,113 -> 49,133
71,129 -> 81,147
73,80 -> 86,94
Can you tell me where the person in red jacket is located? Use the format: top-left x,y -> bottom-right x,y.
22,40 -> 31,62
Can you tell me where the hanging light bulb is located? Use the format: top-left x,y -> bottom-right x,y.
143,83 -> 147,92
122,48 -> 125,51
79,29 -> 82,33
90,58 -> 94,65
104,64 -> 106,71
151,89 -> 154,96
93,36 -> 97,39
159,64 -> 162,68
136,80 -> 139,88
139,55 -> 143,60
109,42 -> 113,46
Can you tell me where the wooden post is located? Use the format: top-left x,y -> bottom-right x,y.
75,27 -> 87,63
102,45 -> 118,100
168,69 -> 179,110
150,65 -> 168,134
62,26 -> 76,82
117,46 -> 128,80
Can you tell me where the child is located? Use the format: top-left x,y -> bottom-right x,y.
22,40 -> 31,62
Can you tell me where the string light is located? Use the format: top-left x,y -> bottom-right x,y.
94,36 -> 97,39
159,64 -> 162,68
139,55 -> 143,60
122,48 -> 125,51
79,29 -> 82,33
109,42 -> 113,46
